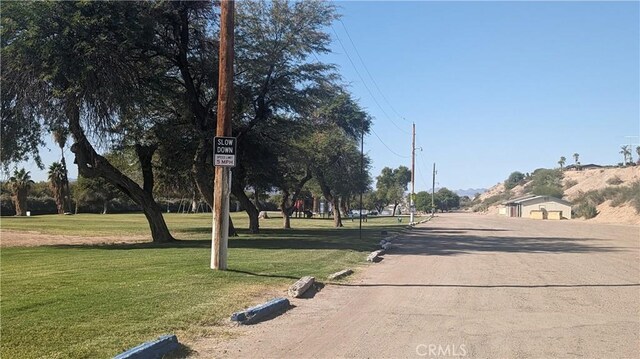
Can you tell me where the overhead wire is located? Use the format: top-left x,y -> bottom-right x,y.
338,19 -> 411,124
330,25 -> 411,135
371,128 -> 409,159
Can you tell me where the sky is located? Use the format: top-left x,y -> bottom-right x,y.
324,0 -> 640,192
13,0 -> 640,193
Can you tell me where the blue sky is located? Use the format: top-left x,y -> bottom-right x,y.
15,1 -> 640,193
325,0 -> 640,191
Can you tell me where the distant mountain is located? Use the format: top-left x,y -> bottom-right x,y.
454,188 -> 487,198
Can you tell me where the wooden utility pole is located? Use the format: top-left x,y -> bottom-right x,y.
431,163 -> 436,215
212,0 -> 234,270
410,123 -> 416,223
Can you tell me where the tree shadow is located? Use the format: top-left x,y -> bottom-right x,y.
393,231 -> 623,256
51,227 -> 396,252
226,269 -> 300,280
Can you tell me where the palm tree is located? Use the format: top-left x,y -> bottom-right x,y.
8,168 -> 34,216
573,153 -> 579,164
620,145 -> 631,166
558,156 -> 566,170
48,162 -> 66,214
52,129 -> 71,213
636,146 -> 640,164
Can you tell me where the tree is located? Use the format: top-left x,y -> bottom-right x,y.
227,0 -> 340,232
51,129 -> 72,213
2,1 -> 176,241
414,191 -> 431,212
376,166 -> 411,216
48,162 -> 67,214
620,145 -> 631,166
73,175 -> 120,214
637,146 -> 640,165
573,153 -> 579,165
434,188 -> 460,212
306,125 -> 366,228
530,168 -> 564,198
504,171 -> 525,190
7,168 -> 34,216
558,156 -> 566,170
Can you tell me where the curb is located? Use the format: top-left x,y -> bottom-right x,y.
288,276 -> 315,298
367,249 -> 384,262
113,334 -> 179,359
328,269 -> 354,280
231,297 -> 290,325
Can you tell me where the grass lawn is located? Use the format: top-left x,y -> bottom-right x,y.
1,212 -> 410,358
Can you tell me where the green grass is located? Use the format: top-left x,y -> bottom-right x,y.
1,212 -> 406,358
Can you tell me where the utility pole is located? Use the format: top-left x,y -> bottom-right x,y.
211,0 -> 234,270
410,123 -> 416,223
431,163 -> 436,215
359,117 -> 364,239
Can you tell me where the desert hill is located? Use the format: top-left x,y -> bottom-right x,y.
473,166 -> 640,225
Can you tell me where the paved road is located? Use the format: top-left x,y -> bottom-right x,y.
195,213 -> 640,358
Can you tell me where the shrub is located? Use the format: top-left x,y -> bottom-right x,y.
532,185 -> 564,198
574,204 -> 598,219
564,179 -> 578,189
504,171 -> 525,190
606,176 -> 624,185
482,191 -> 512,207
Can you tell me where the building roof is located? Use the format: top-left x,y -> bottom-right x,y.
503,195 -> 571,206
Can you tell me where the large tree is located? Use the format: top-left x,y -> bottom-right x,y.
376,166 -> 411,216
229,0 -> 340,232
1,1 -> 179,241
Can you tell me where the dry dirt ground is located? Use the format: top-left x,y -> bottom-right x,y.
0,230 -> 149,247
477,167 -> 640,225
190,213 -> 640,358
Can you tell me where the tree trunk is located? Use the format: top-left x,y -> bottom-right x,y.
340,197 -> 348,218
60,155 -> 72,213
231,176 -> 259,233
68,103 -> 174,243
12,190 -> 27,216
312,195 -> 319,213
278,170 -> 312,229
280,190 -> 292,229
52,183 -> 65,214
282,211 -> 291,229
315,170 -> 343,227
192,137 -> 214,209
332,197 -> 343,227
392,202 -> 399,216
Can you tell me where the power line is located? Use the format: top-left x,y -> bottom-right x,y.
415,151 -> 430,189
338,19 -> 411,124
371,128 -> 409,158
331,25 -> 411,135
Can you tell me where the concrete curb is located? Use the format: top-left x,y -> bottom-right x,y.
231,297 -> 290,325
367,249 -> 385,262
288,276 -> 315,298
113,334 -> 179,359
328,269 -> 354,280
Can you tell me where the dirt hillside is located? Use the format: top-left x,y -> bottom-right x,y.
475,167 -> 640,225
